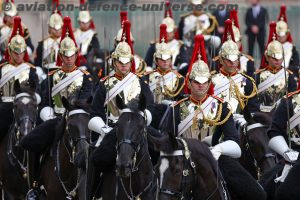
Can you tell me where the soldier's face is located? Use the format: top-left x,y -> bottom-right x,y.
222,58 -> 239,73
11,51 -> 25,65
157,58 -> 172,71
79,21 -> 91,31
49,27 -> 62,38
268,56 -> 283,68
167,31 -> 175,41
278,34 -> 288,44
115,60 -> 131,75
190,79 -> 210,96
61,54 -> 76,68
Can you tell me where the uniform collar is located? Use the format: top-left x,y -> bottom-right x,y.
265,65 -> 282,74
9,60 -> 24,67
156,67 -> 172,76
220,67 -> 238,77
114,71 -> 128,80
61,65 -> 77,73
189,94 -> 209,105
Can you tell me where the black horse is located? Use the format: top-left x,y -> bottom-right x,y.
114,95 -> 158,200
240,111 -> 276,179
0,81 -> 38,199
39,97 -> 91,200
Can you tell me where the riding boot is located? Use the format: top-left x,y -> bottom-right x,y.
86,145 -> 101,200
26,152 -> 42,200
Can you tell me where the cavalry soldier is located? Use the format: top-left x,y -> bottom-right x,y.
256,21 -> 297,112
178,0 -> 220,60
144,24 -> 185,105
87,20 -> 153,199
212,19 -> 259,116
0,0 -> 34,60
229,9 -> 255,77
144,2 -> 189,75
168,34 -> 266,200
0,16 -> 40,142
109,11 -> 147,76
20,16 -> 93,199
276,5 -> 299,77
74,0 -> 103,82
266,83 -> 300,199
34,0 -> 63,75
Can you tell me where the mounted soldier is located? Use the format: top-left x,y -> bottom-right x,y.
87,19 -> 154,199
74,0 -> 104,83
228,9 -> 255,77
0,16 -> 40,143
20,16 -> 93,200
165,34 -> 266,200
108,12 -> 147,76
144,24 -> 185,105
34,0 -> 63,77
212,19 -> 259,119
276,4 -> 299,77
144,1 -> 189,75
177,0 -> 220,62
256,21 -> 297,113
0,0 -> 34,61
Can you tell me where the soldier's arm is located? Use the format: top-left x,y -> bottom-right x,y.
246,60 -> 255,78
24,28 -> 34,55
220,102 -> 239,143
176,44 -> 189,70
288,74 -> 297,92
144,43 -> 155,67
29,67 -> 41,94
78,74 -> 93,100
90,82 -> 107,121
267,97 -> 292,140
245,78 -> 260,113
40,76 -> 53,109
140,76 -> 154,106
288,46 -> 300,77
178,17 -> 184,40
34,41 -> 43,67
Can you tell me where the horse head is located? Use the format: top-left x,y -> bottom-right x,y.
13,80 -> 39,142
115,94 -> 149,178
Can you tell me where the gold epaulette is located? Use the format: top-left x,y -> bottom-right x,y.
80,69 -> 90,75
48,69 -> 59,76
242,53 -> 254,61
212,55 -> 220,62
172,97 -> 189,107
101,76 -> 109,82
254,68 -> 266,75
144,69 -> 156,76
211,95 -> 224,103
287,90 -> 300,98
25,62 -> 36,69
0,61 -> 8,68
173,70 -> 183,78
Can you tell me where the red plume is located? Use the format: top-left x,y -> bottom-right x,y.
80,0 -> 85,4
277,4 -> 292,43
52,0 -> 62,16
121,20 -> 135,73
261,22 -> 277,69
222,19 -> 236,44
184,35 -> 208,94
120,11 -> 128,27
164,1 -> 173,18
230,9 -> 242,51
5,16 -> 29,62
56,16 -> 82,67
159,24 -> 168,43
79,0 -> 95,29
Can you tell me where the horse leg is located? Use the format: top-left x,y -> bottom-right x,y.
101,169 -> 116,200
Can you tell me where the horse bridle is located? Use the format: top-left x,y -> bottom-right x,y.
159,138 -> 196,200
116,108 -> 156,200
243,123 -> 276,178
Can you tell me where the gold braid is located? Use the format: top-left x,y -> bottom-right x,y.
231,73 -> 258,110
162,76 -> 184,98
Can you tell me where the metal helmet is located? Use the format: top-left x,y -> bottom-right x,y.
189,0 -> 205,5
8,16 -> 26,54
219,20 -> 240,62
154,24 -> 172,61
189,56 -> 211,84
4,0 -> 17,17
49,12 -> 63,30
58,17 -> 78,57
78,11 -> 92,23
276,19 -> 288,37
266,35 -> 283,60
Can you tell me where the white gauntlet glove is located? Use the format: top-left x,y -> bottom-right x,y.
40,106 -> 56,121
210,140 -> 241,160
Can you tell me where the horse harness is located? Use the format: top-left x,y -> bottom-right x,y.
159,138 -> 197,199
116,108 -> 157,200
242,122 -> 276,179
54,109 -> 89,200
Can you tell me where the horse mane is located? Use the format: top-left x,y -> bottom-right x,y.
53,113 -> 67,144
126,98 -> 141,113
68,98 -> 92,113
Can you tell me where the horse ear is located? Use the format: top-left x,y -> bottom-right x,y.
167,130 -> 179,149
61,96 -> 70,110
14,80 -> 21,94
148,133 -> 175,153
116,95 -> 125,110
139,94 -> 147,111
